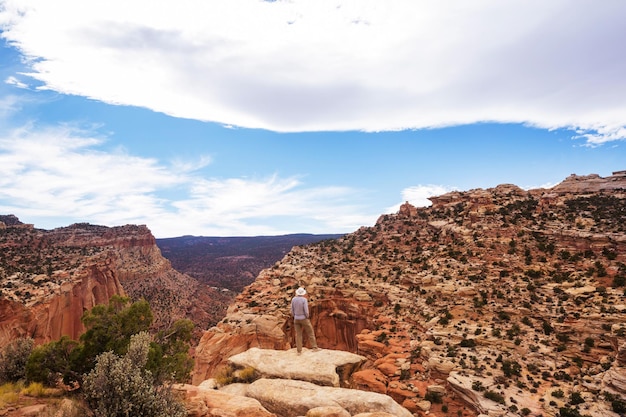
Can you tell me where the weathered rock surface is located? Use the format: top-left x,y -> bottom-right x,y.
228,347 -> 366,387
602,367 -> 626,396
175,384 -> 275,417
193,313 -> 290,385
447,373 -> 515,417
245,378 -> 413,417
187,346 -> 412,417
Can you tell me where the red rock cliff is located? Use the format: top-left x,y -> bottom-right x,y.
0,220 -> 225,347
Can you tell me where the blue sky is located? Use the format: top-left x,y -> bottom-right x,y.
0,1 -> 625,237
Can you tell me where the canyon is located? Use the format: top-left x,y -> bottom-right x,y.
192,171 -> 626,416
1,170 -> 625,416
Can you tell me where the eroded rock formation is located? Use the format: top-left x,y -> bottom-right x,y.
194,172 -> 626,417
0,220 -> 229,346
181,347 -> 412,417
228,347 -> 366,388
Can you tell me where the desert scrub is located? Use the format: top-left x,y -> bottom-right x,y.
20,381 -> 60,398
83,332 -> 186,417
214,366 -> 235,386
214,365 -> 258,386
484,390 -> 505,404
235,366 -> 258,383
0,337 -> 34,383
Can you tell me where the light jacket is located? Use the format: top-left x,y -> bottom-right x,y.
291,296 -> 309,320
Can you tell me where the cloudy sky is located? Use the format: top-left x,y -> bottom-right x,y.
0,0 -> 625,237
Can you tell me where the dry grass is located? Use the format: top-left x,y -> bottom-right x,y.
0,382 -> 22,407
214,365 -> 258,386
21,381 -> 46,397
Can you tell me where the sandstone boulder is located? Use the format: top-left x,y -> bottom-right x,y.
447,372 -> 513,417
175,384 -> 275,417
228,347 -> 366,387
426,356 -> 456,375
602,367 -> 626,396
245,378 -> 413,417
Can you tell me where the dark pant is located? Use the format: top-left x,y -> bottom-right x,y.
294,318 -> 318,353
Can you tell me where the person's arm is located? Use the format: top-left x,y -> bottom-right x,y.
304,298 -> 309,318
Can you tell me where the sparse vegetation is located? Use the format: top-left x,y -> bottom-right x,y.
3,174 -> 626,416
83,332 -> 186,417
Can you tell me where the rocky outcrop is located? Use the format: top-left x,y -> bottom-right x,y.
192,286 -> 378,384
228,347 -> 366,388
176,384 -> 276,417
0,220 -> 227,346
0,250 -> 125,345
193,313 -> 291,384
193,172 -> 626,417
245,378 -> 412,417
549,171 -> 626,194
447,373 -> 515,417
183,347 -> 412,417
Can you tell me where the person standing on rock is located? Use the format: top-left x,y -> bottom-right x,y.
291,287 -> 320,354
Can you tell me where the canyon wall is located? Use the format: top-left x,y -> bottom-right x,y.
0,221 -> 225,346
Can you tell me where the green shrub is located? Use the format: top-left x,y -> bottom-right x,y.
0,337 -> 33,383
551,389 -> 564,398
25,336 -> 81,386
558,406 -> 582,417
569,391 -> 584,405
27,298 -> 193,387
612,399 -> 626,414
424,391 -> 443,404
459,338 -> 476,348
472,380 -> 485,391
484,390 -> 505,404
82,332 -> 185,417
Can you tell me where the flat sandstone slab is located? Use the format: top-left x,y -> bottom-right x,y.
228,347 -> 366,387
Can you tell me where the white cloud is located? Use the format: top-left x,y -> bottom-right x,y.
0,1 -> 625,143
5,76 -> 28,89
386,184 -> 457,214
0,125 -> 372,236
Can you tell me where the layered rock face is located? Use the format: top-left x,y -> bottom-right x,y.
0,220 -> 227,346
180,347 -> 413,417
194,172 -> 626,417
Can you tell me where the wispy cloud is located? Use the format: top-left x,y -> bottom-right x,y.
0,125 -> 372,236
5,76 -> 28,89
0,1 -> 624,143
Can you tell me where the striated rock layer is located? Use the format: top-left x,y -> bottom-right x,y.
194,172 -> 626,417
0,220 -> 229,346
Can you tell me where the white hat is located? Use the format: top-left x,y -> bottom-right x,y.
296,287 -> 306,296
